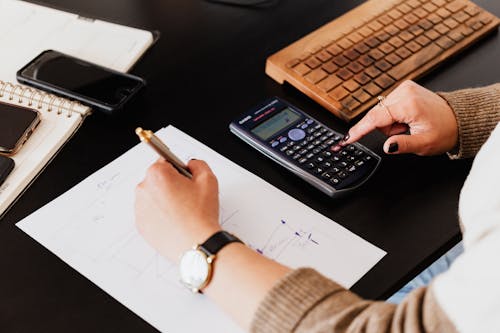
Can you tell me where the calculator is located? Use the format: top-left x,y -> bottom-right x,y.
229,97 -> 381,197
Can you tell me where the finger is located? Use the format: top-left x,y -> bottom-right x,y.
343,102 -> 395,145
146,159 -> 179,184
384,134 -> 429,155
188,159 -> 216,180
379,123 -> 409,137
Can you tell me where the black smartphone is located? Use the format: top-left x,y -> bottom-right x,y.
17,50 -> 146,114
0,155 -> 15,187
0,101 -> 41,156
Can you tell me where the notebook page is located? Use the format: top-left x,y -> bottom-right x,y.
17,126 -> 386,332
0,0 -> 154,83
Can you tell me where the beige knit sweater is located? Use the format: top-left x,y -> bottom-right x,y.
251,83 -> 500,333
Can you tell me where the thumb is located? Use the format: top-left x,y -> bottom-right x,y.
187,159 -> 216,181
384,134 -> 429,155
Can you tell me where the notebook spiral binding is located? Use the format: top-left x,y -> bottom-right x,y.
0,80 -> 84,118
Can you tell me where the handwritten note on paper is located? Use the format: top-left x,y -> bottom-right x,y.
17,126 -> 386,332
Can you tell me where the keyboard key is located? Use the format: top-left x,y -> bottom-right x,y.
344,48 -> 361,61
365,36 -> 381,48
316,50 -> 333,62
446,0 -> 466,13
425,29 -> 440,40
408,25 -> 424,36
422,3 -> 437,14
394,18 -> 409,30
406,0 -> 420,9
305,57 -> 322,69
364,82 -> 382,96
464,5 -> 480,17
359,26 -> 374,38
347,61 -> 364,73
386,53 -> 402,65
352,88 -> 371,103
338,38 -> 353,49
305,68 -> 328,84
329,86 -> 350,101
317,75 -> 342,92
404,13 -> 419,24
321,172 -> 333,180
368,49 -> 385,60
337,68 -> 354,80
341,96 -> 361,111
368,20 -> 384,32
375,32 -> 391,42
384,24 -> 400,36
338,171 -> 348,179
358,56 -> 374,68
322,62 -> 339,74
343,79 -> 360,92
374,73 -> 395,89
395,46 -> 412,59
326,44 -> 343,56
387,43 -> 443,80
453,11 -> 470,24
365,65 -> 382,78
354,42 -> 370,54
375,59 -> 392,71
333,54 -> 349,66
389,36 -> 404,48
415,35 -> 431,46
378,14 -> 393,26
354,72 -> 371,85
406,41 -> 422,52
427,13 -> 442,24
379,43 -> 395,54
399,30 -> 414,41
436,36 -> 455,49
293,63 -> 311,76
436,8 -> 452,19
388,9 -> 403,20
414,8 -> 428,19
347,32 -> 364,43
418,19 -> 434,30
398,3 -> 412,14
444,18 -> 459,29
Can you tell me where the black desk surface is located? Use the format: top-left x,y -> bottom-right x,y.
1,0 -> 499,331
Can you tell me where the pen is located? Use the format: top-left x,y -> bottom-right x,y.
135,127 -> 193,179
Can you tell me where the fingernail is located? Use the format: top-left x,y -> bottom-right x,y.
388,142 -> 398,153
342,134 -> 350,142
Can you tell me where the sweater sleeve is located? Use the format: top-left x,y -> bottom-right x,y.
438,83 -> 500,159
251,268 -> 456,333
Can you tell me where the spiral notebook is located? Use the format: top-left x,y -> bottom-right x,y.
0,0 -> 157,217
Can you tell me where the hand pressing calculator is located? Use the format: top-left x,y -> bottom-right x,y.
229,97 -> 381,197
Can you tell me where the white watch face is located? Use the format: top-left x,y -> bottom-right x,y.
179,249 -> 210,292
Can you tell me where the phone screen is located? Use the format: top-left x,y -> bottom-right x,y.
0,103 -> 39,153
19,51 -> 143,107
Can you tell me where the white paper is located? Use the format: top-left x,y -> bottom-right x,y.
17,126 -> 386,332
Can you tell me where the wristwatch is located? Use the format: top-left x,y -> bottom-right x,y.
179,231 -> 242,293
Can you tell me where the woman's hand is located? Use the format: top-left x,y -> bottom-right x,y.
341,80 -> 458,155
135,159 -> 221,262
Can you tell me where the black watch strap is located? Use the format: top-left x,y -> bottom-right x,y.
200,231 -> 242,256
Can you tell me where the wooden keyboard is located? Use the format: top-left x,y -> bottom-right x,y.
266,0 -> 500,122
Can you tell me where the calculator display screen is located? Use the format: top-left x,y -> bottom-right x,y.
251,108 -> 301,140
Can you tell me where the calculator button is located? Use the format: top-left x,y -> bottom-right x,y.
333,134 -> 342,141
346,145 -> 356,152
299,149 -> 308,155
314,167 -> 324,174
337,161 -> 348,168
298,158 -> 308,164
321,161 -> 332,169
313,139 -> 322,146
331,167 -> 340,173
279,137 -> 287,143
292,154 -> 301,160
299,140 -> 308,147
340,150 -> 349,156
325,139 -> 335,145
338,171 -> 348,179
301,124 -> 308,129
279,146 -> 288,152
307,127 -> 316,134
332,155 -> 341,162
347,165 -> 357,173
292,145 -> 301,151
271,141 -> 279,148
313,131 -> 322,137
312,148 -> 322,154
286,150 -> 294,156
314,124 -> 322,130
306,136 -> 314,142
306,119 -> 314,125
288,128 -> 306,141
315,156 -> 324,163
355,160 -> 365,167
321,172 -> 333,180
347,156 -> 356,162
330,177 -> 340,185
354,150 -> 364,157
364,155 -> 373,161
306,162 -> 315,169
322,151 -> 333,158
307,144 -> 315,150
326,131 -> 334,137
320,135 -> 328,141
306,153 -> 315,159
